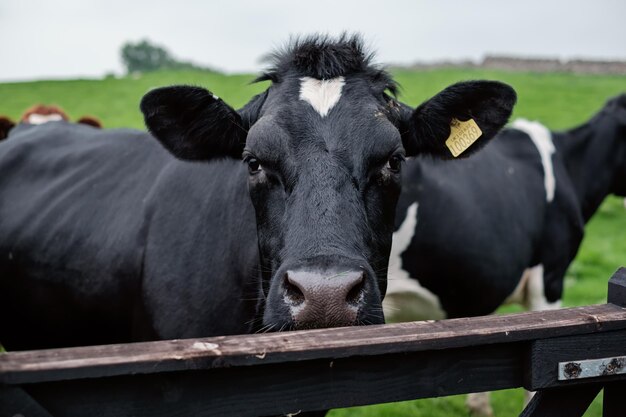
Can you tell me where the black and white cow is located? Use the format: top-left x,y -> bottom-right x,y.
0,35 -> 516,352
385,93 -> 626,415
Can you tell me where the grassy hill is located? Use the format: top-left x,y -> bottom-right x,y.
1,68 -> 624,417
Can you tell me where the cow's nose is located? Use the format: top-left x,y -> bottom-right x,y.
283,269 -> 365,328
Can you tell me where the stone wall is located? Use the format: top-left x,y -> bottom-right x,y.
403,56 -> 626,75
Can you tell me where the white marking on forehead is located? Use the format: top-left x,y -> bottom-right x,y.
384,203 -> 446,321
512,119 -> 556,202
299,76 -> 345,117
28,113 -> 64,125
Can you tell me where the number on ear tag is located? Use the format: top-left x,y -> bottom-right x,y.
445,118 -> 483,157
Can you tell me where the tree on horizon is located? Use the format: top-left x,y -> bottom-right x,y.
121,39 -> 214,73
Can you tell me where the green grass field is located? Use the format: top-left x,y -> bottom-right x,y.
1,68 -> 624,416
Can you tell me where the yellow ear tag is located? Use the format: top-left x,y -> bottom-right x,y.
445,118 -> 483,157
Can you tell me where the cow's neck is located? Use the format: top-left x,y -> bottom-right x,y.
554,112 -> 625,222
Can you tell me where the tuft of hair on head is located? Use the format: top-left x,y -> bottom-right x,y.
20,104 -> 70,123
0,116 -> 16,140
254,33 -> 398,96
77,116 -> 103,129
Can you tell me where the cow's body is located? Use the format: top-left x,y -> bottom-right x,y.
385,94 -> 626,321
0,122 -> 259,350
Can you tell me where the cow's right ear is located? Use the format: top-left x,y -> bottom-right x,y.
400,80 -> 516,159
0,116 -> 15,140
141,85 -> 247,161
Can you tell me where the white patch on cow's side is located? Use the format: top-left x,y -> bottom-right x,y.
512,119 -> 556,202
299,76 -> 345,117
27,113 -> 64,125
384,203 -> 447,322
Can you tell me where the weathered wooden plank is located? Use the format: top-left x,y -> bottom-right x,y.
18,343 -> 525,417
526,329 -> 626,390
603,381 -> 626,417
608,267 -> 626,307
2,304 -> 625,385
519,384 -> 601,417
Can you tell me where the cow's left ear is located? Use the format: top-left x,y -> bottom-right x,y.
401,80 -> 516,158
141,85 -> 247,161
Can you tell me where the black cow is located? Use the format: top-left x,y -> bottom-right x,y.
385,94 -> 626,415
0,35 -> 516,353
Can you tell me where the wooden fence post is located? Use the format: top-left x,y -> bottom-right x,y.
520,384 -> 602,417
0,386 -> 54,417
608,267 -> 626,307
603,381 -> 626,417
603,268 -> 626,417
520,268 -> 626,417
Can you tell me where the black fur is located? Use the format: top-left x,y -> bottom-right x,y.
255,33 -> 398,96
141,86 -> 248,160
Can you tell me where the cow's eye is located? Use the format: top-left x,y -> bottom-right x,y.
385,154 -> 405,173
245,156 -> 262,175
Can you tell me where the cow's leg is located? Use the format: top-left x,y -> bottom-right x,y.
466,392 -> 493,417
523,264 -> 562,406
526,264 -> 562,311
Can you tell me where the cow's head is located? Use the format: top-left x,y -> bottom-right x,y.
141,35 -> 516,331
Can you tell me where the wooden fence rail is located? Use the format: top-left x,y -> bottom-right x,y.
1,268 -> 626,417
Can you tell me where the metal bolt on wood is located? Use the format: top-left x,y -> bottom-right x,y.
558,356 -> 626,380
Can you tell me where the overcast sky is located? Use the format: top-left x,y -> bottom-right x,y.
1,0 -> 625,81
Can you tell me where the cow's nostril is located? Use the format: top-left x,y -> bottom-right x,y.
345,273 -> 365,305
284,273 -> 305,304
